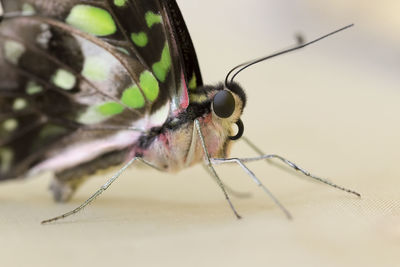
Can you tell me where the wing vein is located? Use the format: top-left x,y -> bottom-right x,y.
4,16 -> 146,115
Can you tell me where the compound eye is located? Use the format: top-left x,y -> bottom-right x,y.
212,90 -> 235,118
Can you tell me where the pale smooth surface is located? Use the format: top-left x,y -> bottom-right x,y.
1,1 -> 399,266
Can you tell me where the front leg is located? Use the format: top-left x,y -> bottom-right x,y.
194,119 -> 242,219
209,137 -> 361,219
202,164 -> 252,199
211,157 -> 293,219
240,136 -> 361,197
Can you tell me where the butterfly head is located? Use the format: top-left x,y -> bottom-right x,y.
210,82 -> 246,140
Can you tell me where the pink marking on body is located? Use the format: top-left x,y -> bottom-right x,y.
202,114 -> 212,123
177,72 -> 189,114
198,114 -> 227,158
158,133 -> 170,149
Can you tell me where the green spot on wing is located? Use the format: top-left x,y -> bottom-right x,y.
131,32 -> 148,48
140,71 -> 159,102
152,43 -> 171,82
26,81 -> 43,95
82,57 -> 110,81
145,11 -> 162,28
52,69 -> 76,90
98,102 -> 124,116
113,0 -> 128,7
66,5 -> 117,36
121,86 -> 145,108
188,73 -> 197,90
22,3 -> 36,15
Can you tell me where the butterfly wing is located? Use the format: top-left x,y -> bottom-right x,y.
0,0 -> 203,180
104,0 -> 203,113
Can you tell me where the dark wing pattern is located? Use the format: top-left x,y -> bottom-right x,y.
0,0 -> 203,180
160,0 -> 203,98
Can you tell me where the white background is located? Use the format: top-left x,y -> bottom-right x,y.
0,1 -> 399,266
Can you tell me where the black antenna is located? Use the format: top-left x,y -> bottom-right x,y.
224,33 -> 305,87
225,24 -> 354,86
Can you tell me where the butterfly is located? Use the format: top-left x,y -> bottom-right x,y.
0,0 -> 360,223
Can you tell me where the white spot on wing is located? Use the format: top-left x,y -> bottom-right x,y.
82,57 -> 110,81
36,24 -> 52,49
77,105 -> 109,125
4,40 -> 25,65
52,69 -> 76,90
13,98 -> 27,110
148,102 -> 170,128
3,119 -> 18,132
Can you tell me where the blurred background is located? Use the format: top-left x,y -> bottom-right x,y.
1,0 -> 399,266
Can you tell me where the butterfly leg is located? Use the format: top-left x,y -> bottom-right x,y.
194,119 -> 242,219
210,137 -> 361,219
41,157 -> 158,224
210,157 -> 293,219
241,136 -> 361,197
211,152 -> 360,219
202,164 -> 252,198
